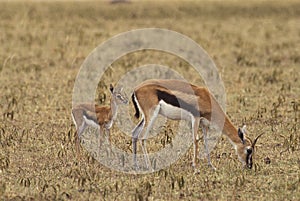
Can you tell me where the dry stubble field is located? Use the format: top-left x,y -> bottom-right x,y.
0,0 -> 300,200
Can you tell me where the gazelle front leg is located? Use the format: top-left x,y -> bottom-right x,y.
192,117 -> 200,169
98,126 -> 104,152
75,121 -> 87,157
98,126 -> 112,156
140,105 -> 160,171
132,119 -> 145,170
200,117 -> 216,170
104,127 -> 113,157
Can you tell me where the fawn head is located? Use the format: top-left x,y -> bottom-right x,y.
110,84 -> 128,105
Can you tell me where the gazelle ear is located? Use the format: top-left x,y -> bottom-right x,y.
242,125 -> 247,134
238,128 -> 245,144
109,84 -> 114,93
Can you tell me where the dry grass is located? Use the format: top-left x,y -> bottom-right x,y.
0,0 -> 299,200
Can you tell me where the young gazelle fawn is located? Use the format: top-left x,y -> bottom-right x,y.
131,79 -> 263,170
72,84 -> 128,156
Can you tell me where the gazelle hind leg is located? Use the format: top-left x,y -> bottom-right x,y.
140,139 -> 150,170
75,130 -> 81,157
200,117 -> 216,170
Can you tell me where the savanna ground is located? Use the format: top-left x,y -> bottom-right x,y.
0,0 -> 300,200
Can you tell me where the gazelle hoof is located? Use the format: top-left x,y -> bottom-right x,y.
208,164 -> 217,171
133,163 -> 140,171
193,169 -> 201,175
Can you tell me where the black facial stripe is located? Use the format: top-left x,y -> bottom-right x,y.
156,90 -> 200,117
116,93 -> 126,103
246,152 -> 252,165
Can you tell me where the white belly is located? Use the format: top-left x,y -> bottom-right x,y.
159,100 -> 193,122
83,115 -> 99,129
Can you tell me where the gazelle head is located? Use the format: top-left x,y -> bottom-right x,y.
236,125 -> 263,169
109,84 -> 128,105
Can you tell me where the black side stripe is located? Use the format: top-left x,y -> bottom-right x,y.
156,90 -> 200,117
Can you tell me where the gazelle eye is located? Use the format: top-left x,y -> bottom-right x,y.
247,148 -> 252,154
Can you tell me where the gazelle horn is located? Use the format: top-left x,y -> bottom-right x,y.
252,132 -> 264,147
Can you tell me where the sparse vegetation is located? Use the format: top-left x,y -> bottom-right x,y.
0,0 -> 299,200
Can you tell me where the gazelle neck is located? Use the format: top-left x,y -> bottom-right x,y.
110,96 -> 118,120
209,96 -> 242,147
222,117 -> 242,146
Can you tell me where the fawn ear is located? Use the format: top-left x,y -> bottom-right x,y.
109,84 -> 114,93
238,128 -> 245,144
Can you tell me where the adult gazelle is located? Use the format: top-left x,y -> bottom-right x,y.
131,79 -> 262,170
